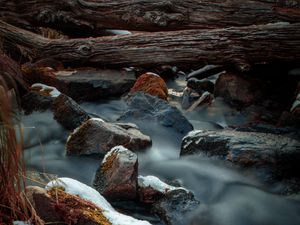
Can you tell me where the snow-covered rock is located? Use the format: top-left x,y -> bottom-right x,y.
31,83 -> 61,98
46,177 -> 151,225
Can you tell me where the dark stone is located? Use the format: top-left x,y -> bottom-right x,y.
93,146 -> 138,200
187,78 -> 214,93
52,94 -> 91,130
21,91 -> 54,114
214,72 -> 263,107
153,189 -> 200,225
181,130 -> 300,180
53,68 -> 136,101
119,92 -> 193,134
66,118 -> 151,156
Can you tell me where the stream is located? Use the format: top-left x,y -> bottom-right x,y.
22,78 -> 300,225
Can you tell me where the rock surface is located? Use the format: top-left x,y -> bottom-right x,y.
93,146 -> 138,200
187,78 -> 214,94
130,72 -> 168,100
22,62 -> 136,101
66,118 -> 151,156
153,189 -> 200,225
119,92 -> 193,134
181,130 -> 300,180
214,72 -> 263,107
52,94 -> 91,130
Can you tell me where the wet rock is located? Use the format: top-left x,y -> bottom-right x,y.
119,92 -> 193,134
52,94 -> 91,130
187,78 -> 214,94
93,146 -> 138,200
138,175 -> 188,204
53,68 -> 136,101
22,64 -> 136,101
153,189 -> 200,225
187,65 -> 225,80
21,91 -> 54,114
66,118 -> 151,156
130,72 -> 168,100
181,130 -> 300,180
278,111 -> 300,128
214,72 -> 263,107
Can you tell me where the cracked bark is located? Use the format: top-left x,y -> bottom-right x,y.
0,0 -> 300,34
1,20 -> 299,69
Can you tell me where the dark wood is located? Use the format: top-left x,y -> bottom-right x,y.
1,20 -> 300,70
0,0 -> 300,33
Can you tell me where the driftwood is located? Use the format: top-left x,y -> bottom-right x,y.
1,20 -> 300,70
0,0 -> 300,33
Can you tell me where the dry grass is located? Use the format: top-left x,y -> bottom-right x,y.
0,55 -> 43,224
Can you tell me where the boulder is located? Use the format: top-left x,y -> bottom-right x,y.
181,130 -> 300,180
119,92 -> 193,134
186,65 -> 225,80
66,119 -> 151,156
153,189 -> 200,225
93,146 -> 138,200
22,62 -> 136,101
45,177 -> 151,225
130,72 -> 168,100
214,72 -> 263,107
52,94 -> 91,130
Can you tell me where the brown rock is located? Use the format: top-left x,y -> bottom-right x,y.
26,186 -> 112,225
214,72 -> 263,107
66,118 -> 151,156
93,146 -> 138,200
130,72 -> 168,100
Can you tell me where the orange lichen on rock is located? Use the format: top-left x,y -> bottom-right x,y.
130,72 -> 168,100
47,188 -> 112,225
101,152 -> 118,173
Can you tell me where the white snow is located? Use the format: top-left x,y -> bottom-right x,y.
105,29 -> 132,35
183,130 -> 204,140
102,145 -> 128,164
138,175 -> 187,194
90,117 -> 105,123
145,72 -> 160,77
46,177 -> 152,225
31,83 -> 61,97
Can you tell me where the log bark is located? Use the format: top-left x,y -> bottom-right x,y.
0,0 -> 300,33
0,20 -> 300,69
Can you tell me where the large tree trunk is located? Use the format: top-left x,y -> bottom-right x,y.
1,20 -> 299,70
0,0 -> 300,33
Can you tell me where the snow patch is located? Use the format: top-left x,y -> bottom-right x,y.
13,222 -> 32,225
46,177 -> 151,225
90,117 -> 105,123
31,83 -> 61,97
138,175 -> 187,194
102,145 -> 128,164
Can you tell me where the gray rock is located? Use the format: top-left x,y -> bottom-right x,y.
53,68 -> 136,101
181,130 -> 300,180
153,189 -> 200,225
187,78 -> 214,93
21,92 -> 54,114
93,146 -> 138,200
119,92 -> 193,134
66,118 -> 151,156
187,65 -> 225,80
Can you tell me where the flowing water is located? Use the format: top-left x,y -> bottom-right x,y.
22,78 -> 300,225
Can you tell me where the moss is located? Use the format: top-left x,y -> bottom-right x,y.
101,151 -> 118,173
48,188 -> 112,225
130,73 -> 168,100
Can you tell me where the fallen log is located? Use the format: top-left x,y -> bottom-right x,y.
0,0 -> 300,33
0,20 -> 300,70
